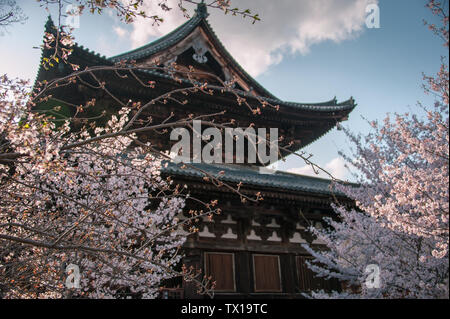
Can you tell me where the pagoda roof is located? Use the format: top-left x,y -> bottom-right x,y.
37,6 -> 356,115
35,5 -> 357,153
108,3 -> 277,100
162,161 -> 348,197
105,3 -> 355,114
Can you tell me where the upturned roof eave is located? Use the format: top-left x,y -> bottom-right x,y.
36,9 -> 357,116
103,7 -> 356,113
131,67 -> 357,114
160,161 -> 353,197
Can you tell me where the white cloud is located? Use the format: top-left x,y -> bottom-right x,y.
113,26 -> 127,38
287,157 -> 348,180
121,0 -> 376,76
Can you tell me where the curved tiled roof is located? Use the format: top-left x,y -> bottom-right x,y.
37,8 -> 356,115
162,161 -> 347,196
126,67 -> 356,113
108,11 -> 204,63
106,3 -> 355,113
108,3 -> 277,99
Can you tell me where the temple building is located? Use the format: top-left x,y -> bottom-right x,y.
35,3 -> 356,299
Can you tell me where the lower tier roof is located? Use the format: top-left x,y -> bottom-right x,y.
161,162 -> 349,196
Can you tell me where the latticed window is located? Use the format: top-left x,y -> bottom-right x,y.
204,252 -> 236,292
252,254 -> 282,292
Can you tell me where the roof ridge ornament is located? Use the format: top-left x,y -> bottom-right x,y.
192,38 -> 208,63
195,2 -> 209,19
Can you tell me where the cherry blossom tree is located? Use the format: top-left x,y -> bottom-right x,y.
0,0 -> 341,299
0,0 -> 254,299
36,0 -> 260,70
303,0 -> 449,299
0,0 -> 27,33
0,73 -> 204,298
0,0 -> 287,299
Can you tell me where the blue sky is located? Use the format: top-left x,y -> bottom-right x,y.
0,0 -> 447,180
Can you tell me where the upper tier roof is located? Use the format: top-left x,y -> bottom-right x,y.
108,3 -> 278,99
37,5 -> 356,114
105,3 -> 355,112
35,5 -> 356,154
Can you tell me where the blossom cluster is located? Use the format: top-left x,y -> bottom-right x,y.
0,74 -> 188,298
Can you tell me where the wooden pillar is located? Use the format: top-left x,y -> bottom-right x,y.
236,251 -> 251,295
